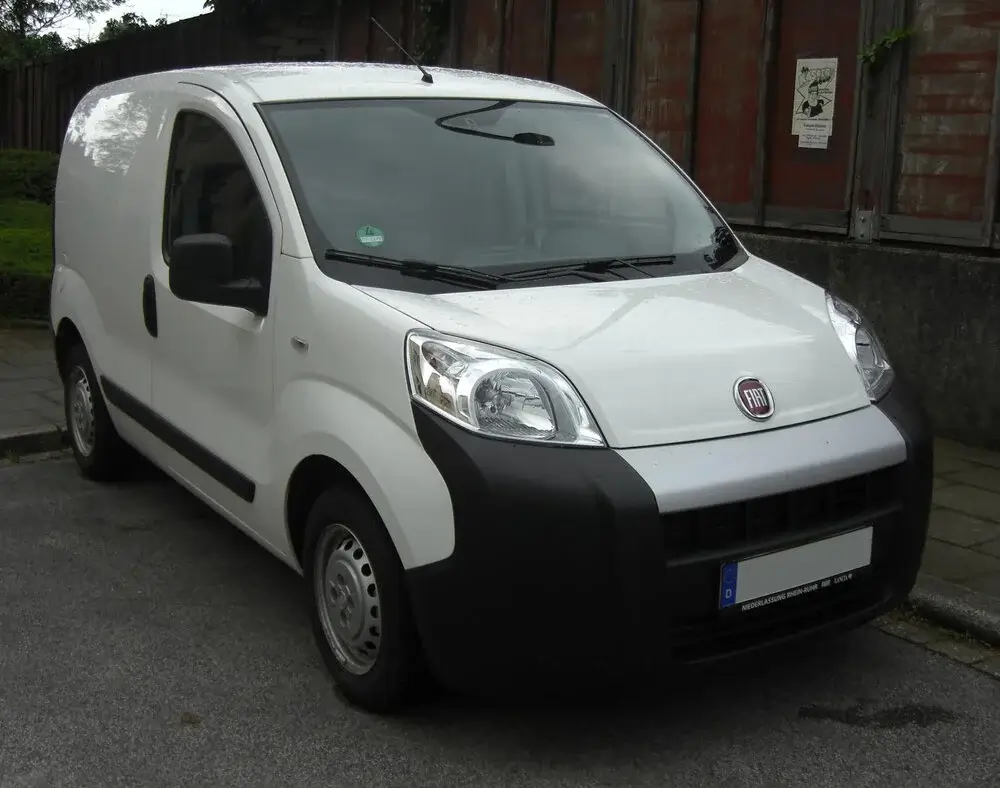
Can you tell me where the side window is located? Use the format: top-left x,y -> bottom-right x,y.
163,110 -> 272,287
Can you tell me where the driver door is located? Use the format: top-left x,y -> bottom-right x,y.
149,84 -> 280,520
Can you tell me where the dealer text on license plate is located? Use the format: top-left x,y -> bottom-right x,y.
718,527 -> 873,612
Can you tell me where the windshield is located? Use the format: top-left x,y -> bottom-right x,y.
259,98 -> 746,291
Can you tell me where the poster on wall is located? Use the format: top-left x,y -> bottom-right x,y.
791,57 -> 838,149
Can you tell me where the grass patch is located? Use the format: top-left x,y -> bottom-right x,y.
0,149 -> 59,205
0,228 -> 52,276
0,199 -> 53,278
0,196 -> 53,321
0,199 -> 51,230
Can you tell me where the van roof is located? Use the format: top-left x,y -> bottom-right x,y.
123,62 -> 603,107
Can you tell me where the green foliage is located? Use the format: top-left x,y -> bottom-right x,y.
860,27 -> 916,69
0,0 -> 127,64
0,149 -> 59,204
0,270 -> 50,318
93,11 -> 169,42
0,210 -> 52,319
0,191 -> 53,318
0,198 -> 51,230
0,29 -> 65,66
0,0 -> 127,39
0,226 -> 51,274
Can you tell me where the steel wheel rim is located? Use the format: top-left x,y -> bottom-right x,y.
69,366 -> 96,458
314,523 -> 382,676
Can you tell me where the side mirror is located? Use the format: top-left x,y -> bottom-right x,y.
168,233 -> 268,315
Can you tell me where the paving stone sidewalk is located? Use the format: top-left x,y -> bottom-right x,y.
924,442 -> 1000,596
0,326 -> 64,453
2,326 -> 1000,627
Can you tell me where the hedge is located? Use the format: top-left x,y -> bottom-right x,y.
0,272 -> 49,321
0,149 -> 60,204
0,188 -> 54,320
0,227 -> 51,275
0,199 -> 52,231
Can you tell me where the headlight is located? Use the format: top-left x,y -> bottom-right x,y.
825,293 -> 894,401
405,331 -> 605,447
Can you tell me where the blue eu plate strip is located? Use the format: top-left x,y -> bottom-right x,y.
720,562 -> 739,609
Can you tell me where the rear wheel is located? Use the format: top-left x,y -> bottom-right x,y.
63,343 -> 130,481
303,485 -> 430,713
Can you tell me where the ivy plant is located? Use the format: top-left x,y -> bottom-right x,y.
859,26 -> 916,71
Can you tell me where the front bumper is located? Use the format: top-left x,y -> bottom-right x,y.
405,377 -> 933,694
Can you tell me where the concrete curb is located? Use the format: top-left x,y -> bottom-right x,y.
0,318 -> 50,331
909,573 -> 1000,648
0,426 -> 68,457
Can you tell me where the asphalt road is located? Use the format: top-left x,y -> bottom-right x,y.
2,457 -> 999,788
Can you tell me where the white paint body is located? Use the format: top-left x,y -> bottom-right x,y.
50,63 -> 904,575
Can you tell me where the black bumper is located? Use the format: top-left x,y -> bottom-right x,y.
405,378 -> 933,694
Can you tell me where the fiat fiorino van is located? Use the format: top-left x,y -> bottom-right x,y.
50,62 -> 933,712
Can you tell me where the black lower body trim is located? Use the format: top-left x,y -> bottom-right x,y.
100,376 -> 256,503
873,371 -> 935,585
405,386 -> 933,696
405,402 -> 668,692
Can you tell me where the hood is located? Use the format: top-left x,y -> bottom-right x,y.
358,257 -> 871,449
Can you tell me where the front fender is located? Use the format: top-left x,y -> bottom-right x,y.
271,379 -> 455,570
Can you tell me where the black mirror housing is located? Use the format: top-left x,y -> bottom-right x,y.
168,233 -> 268,315
171,233 -> 234,286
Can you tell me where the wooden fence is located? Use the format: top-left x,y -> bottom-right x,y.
0,13 -> 285,151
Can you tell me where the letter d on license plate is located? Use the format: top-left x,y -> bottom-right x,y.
719,527 -> 873,612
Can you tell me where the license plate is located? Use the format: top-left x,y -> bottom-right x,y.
719,527 -> 873,612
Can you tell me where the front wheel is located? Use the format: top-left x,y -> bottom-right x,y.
303,486 -> 430,713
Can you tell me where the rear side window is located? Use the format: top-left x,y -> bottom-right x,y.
162,111 -> 272,286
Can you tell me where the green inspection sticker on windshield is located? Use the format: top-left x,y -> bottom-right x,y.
356,225 -> 385,248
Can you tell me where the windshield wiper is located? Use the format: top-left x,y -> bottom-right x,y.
324,249 -> 511,290
506,255 -> 676,282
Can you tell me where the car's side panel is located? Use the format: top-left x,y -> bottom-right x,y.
108,400 -> 299,570
51,75 -> 458,574
264,378 -> 456,570
259,262 -> 456,570
51,83 -> 170,413
146,84 -> 282,530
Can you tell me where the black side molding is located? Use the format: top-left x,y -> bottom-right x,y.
100,376 -> 256,503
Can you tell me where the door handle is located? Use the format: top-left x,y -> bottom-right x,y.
142,274 -> 158,337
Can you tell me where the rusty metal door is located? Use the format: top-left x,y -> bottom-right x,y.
453,0 -> 626,108
870,0 -> 1000,248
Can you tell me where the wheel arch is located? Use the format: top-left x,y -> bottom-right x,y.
285,454 -> 371,569
272,381 -> 455,573
54,316 -> 84,381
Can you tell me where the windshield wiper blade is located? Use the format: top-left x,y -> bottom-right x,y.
506,255 -> 676,282
325,249 -> 510,290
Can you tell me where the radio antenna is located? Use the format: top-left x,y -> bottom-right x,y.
370,16 -> 434,84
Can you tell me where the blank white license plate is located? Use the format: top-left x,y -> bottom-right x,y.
719,527 -> 873,612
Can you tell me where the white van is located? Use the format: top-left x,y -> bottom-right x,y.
50,62 -> 933,712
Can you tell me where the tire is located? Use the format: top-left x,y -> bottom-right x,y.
63,342 -> 130,481
303,485 -> 430,713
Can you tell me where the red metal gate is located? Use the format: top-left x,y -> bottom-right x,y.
452,0 -> 1000,250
